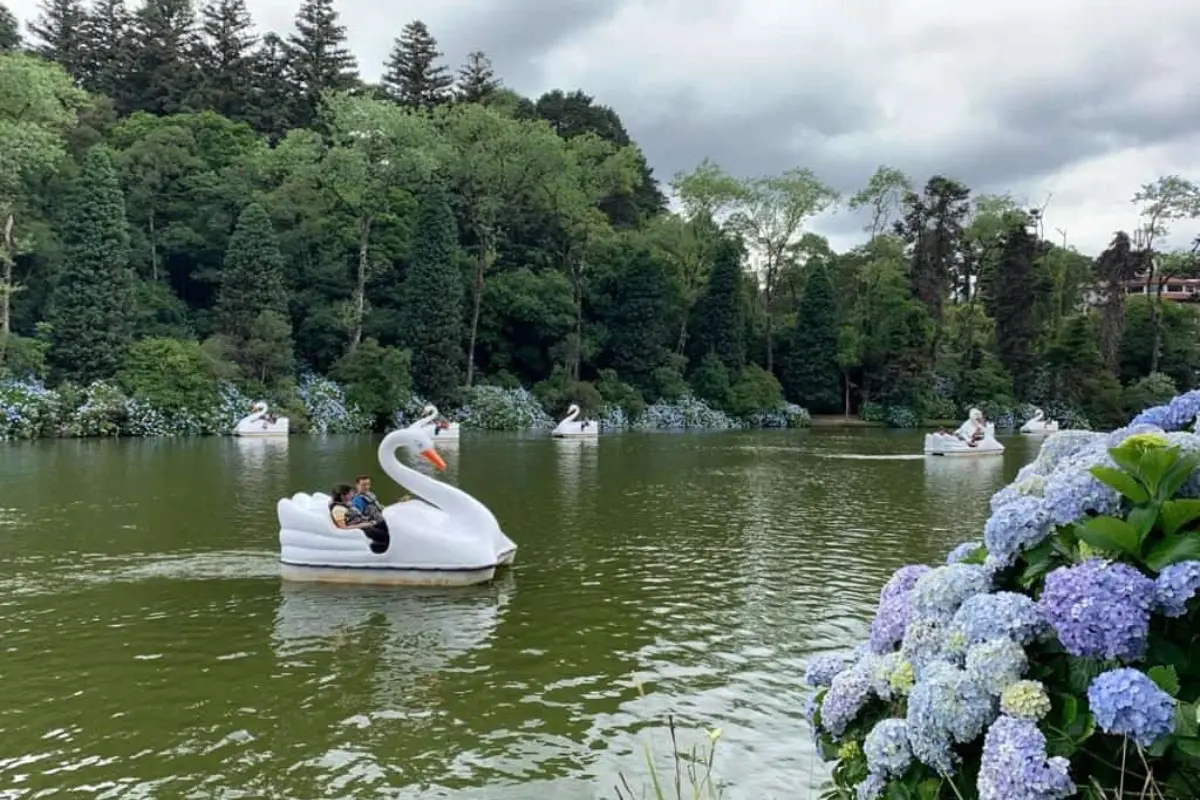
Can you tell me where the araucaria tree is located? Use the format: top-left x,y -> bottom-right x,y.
382,20 -> 452,110
784,262 -> 842,413
399,180 -> 463,405
48,146 -> 136,383
215,202 -> 294,385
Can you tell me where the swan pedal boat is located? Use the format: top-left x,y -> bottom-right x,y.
277,427 -> 515,587
235,401 -> 289,436
1020,408 -> 1059,435
552,403 -> 599,438
923,409 -> 1005,457
416,403 -> 460,440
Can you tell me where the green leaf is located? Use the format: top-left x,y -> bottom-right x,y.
1147,736 -> 1172,757
1160,499 -> 1200,536
1159,452 -> 1200,501
1076,516 -> 1139,556
1090,465 -> 1150,503
1176,702 -> 1199,738
1067,657 -> 1106,695
1127,505 -> 1159,545
1149,665 -> 1181,697
1109,443 -> 1149,477
916,779 -> 940,800
1174,737 -> 1200,757
1145,532 -> 1200,571
1139,447 -> 1179,492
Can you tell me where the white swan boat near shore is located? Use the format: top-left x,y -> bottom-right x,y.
416,403 -> 460,440
923,408 -> 1004,456
234,401 -> 289,436
551,403 -> 599,438
1020,408 -> 1059,434
276,426 -> 515,587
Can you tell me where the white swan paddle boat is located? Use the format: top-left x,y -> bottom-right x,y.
276,426 -> 516,587
551,403 -> 599,438
923,408 -> 1004,456
235,401 -> 289,436
415,403 -> 459,440
1020,407 -> 1059,435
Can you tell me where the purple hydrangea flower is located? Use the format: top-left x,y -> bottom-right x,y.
863,718 -> 911,778
1039,560 -> 1155,660
805,653 -> 849,687
821,661 -> 873,737
880,565 -> 932,605
855,773 -> 886,800
906,661 -> 996,774
1087,668 -> 1176,747
966,639 -> 1028,695
869,590 -> 915,654
984,496 -> 1053,567
978,715 -> 1075,799
913,564 -> 991,623
1154,560 -> 1200,618
947,541 -> 983,564
1132,390 -> 1200,431
901,617 -> 952,679
950,592 -> 1048,647
1041,467 -> 1121,526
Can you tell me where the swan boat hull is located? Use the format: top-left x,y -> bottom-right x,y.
1020,423 -> 1059,435
551,425 -> 599,438
923,433 -> 1005,456
235,425 -> 289,437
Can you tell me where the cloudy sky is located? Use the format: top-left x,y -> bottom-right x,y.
12,0 -> 1200,254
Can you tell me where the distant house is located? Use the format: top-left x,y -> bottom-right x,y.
1083,276 -> 1200,307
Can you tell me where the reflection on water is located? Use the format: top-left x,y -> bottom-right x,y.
0,430 -> 1038,798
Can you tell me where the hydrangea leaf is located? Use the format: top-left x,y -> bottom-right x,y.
1127,505 -> 1159,546
1158,451 -> 1200,502
1089,465 -> 1150,503
1174,701 -> 1198,738
1159,499 -> 1200,537
1148,665 -> 1181,697
1145,532 -> 1200,572
1075,516 -> 1139,556
1174,737 -> 1200,758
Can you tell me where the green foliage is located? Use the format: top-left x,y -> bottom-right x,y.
329,337 -> 412,428
47,145 -> 135,384
533,364 -> 603,415
728,364 -> 784,418
689,236 -> 745,374
1121,297 -> 1200,391
595,368 -> 645,420
1125,372 -> 1179,417
0,333 -> 48,380
783,263 -> 841,413
118,336 -> 220,413
689,353 -> 733,411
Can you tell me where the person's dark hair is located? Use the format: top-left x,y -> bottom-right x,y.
355,475 -> 371,485
331,483 -> 353,503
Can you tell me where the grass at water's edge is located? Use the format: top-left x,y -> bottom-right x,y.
614,716 -> 723,800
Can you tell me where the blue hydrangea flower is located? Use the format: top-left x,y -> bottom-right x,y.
966,639 -> 1028,695
820,661 -> 874,737
983,496 -> 1053,567
1041,465 -> 1121,526
803,693 -> 819,731
950,592 -> 1047,647
805,653 -> 849,687
906,661 -> 996,774
855,773 -> 886,800
1155,560 -> 1200,618
978,715 -> 1075,800
991,473 -> 1047,513
901,617 -> 953,679
863,718 -> 911,778
947,541 -> 983,564
869,590 -> 915,654
1039,560 -> 1155,660
880,565 -> 932,605
1107,423 -> 1167,448
867,651 -> 902,701
913,564 -> 991,623
1087,668 -> 1176,747
1131,390 -> 1200,432
1027,431 -> 1107,476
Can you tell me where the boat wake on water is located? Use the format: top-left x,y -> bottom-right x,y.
814,453 -> 927,461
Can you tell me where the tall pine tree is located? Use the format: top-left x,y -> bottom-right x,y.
455,50 -> 499,104
0,3 -> 18,51
48,146 -> 135,383
27,0 -> 87,78
993,214 -> 1039,398
285,0 -> 358,129
783,262 -> 842,413
689,235 -> 746,375
382,20 -> 451,109
121,0 -> 202,116
77,0 -> 130,98
191,0 -> 257,120
398,181 -> 463,405
245,33 -> 294,141
215,202 -> 294,385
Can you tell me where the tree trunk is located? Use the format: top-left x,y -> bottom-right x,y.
843,371 -> 851,417
675,317 -> 688,356
349,215 -> 371,353
465,236 -> 494,387
1150,266 -> 1167,375
0,212 -> 14,346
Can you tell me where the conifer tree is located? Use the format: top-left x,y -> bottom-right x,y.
285,0 -> 358,128
455,50 -> 500,104
48,146 -> 135,383
245,33 -> 294,140
192,0 -> 257,120
993,214 -> 1039,398
398,181 -> 463,405
381,20 -> 452,110
0,3 -> 19,51
690,236 -> 745,375
77,0 -> 131,98
783,262 -> 842,413
122,0 -> 202,116
26,0 -> 87,78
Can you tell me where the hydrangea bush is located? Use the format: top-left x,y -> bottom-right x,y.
0,379 -> 61,439
459,385 -> 554,430
297,373 -> 370,433
810,389 -> 1200,799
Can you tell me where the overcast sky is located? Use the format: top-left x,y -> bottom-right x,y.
11,0 -> 1200,255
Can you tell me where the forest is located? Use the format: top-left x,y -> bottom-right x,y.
2,0 -> 1200,437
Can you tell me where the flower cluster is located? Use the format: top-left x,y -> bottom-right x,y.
1000,681 -> 1051,721
635,393 -> 740,430
1087,668 -> 1176,747
978,716 -> 1075,800
297,373 -> 370,433
0,379 -> 61,439
459,385 -> 554,430
1039,559 -> 1155,660
1154,560 -> 1200,617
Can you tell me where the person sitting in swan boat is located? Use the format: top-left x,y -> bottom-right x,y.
351,475 -> 385,520
935,408 -> 987,446
329,484 -> 389,553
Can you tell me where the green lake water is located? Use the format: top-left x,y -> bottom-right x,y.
0,429 -> 1039,798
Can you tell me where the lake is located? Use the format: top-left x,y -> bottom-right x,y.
0,429 -> 1038,798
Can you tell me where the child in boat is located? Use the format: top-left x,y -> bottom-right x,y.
329,484 -> 389,553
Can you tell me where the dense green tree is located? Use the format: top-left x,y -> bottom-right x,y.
1093,231 -> 1145,371
0,3 -> 18,50
244,33 -> 293,140
593,240 -> 674,394
192,0 -> 258,121
285,0 -> 358,129
399,180 -> 463,405
382,20 -> 452,110
77,0 -> 131,98
330,337 -> 411,428
783,263 -> 841,413
26,0 -> 87,76
689,235 -> 745,374
121,0 -> 202,116
1119,297 -> 1200,391
992,213 -> 1040,397
48,146 -> 136,382
455,50 -> 500,104
1044,313 -> 1123,427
